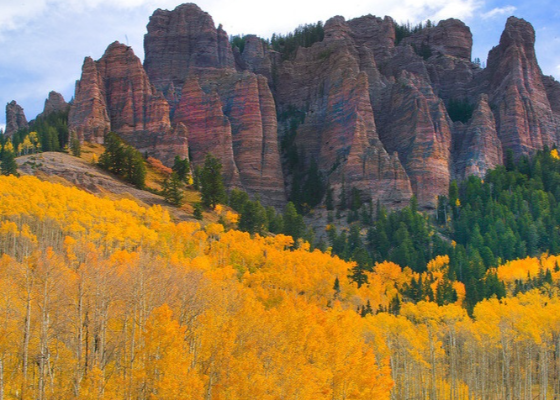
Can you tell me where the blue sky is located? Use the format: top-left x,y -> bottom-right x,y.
1,0 -> 559,130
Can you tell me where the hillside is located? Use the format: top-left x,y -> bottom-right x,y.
15,151 -> 198,222
1,175 -> 560,399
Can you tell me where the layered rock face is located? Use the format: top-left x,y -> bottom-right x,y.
68,57 -> 111,144
39,91 -> 69,118
377,70 -> 452,207
5,101 -> 28,137
144,3 -> 285,206
69,42 -> 187,165
453,95 -> 503,180
60,4 -> 560,210
144,2 -> 235,103
486,17 -> 560,156
274,16 -> 412,206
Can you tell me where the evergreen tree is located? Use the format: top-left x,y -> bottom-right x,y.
238,200 -> 268,235
163,173 -> 184,206
283,201 -> 305,242
193,202 -> 204,220
172,156 -> 190,182
200,153 -> 226,208
98,132 -> 146,189
0,140 -> 18,176
69,131 -> 81,157
266,206 -> 284,233
193,165 -> 202,190
228,189 -> 250,212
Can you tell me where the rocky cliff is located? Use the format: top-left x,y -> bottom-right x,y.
38,91 -> 69,119
144,2 -> 235,104
53,3 -> 560,210
5,100 -> 28,137
144,3 -> 285,206
69,42 -> 187,166
485,17 -> 560,156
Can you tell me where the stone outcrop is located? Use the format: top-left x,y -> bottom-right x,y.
68,57 -> 110,144
234,35 -> 274,81
5,101 -> 28,137
69,42 -> 187,166
377,71 -> 452,208
543,75 -> 560,116
57,4 -> 560,210
144,2 -> 235,103
143,3 -> 285,205
453,95 -> 502,180
486,17 -> 559,156
39,91 -> 69,118
173,70 -> 285,206
401,19 -> 473,61
274,16 -> 413,207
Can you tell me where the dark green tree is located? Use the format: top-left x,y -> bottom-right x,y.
70,131 -> 81,157
163,173 -> 184,206
238,200 -> 268,235
283,201 -> 306,242
172,156 -> 190,182
200,153 -> 226,208
0,142 -> 18,176
193,202 -> 204,220
228,189 -> 250,212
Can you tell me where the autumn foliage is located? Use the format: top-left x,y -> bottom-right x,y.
2,175 -> 560,399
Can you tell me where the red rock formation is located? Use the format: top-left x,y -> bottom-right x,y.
68,57 -> 110,143
487,17 -> 559,156
378,71 -> 452,208
38,91 -> 69,118
61,4 -> 560,211
347,15 -> 396,64
174,74 -> 240,186
69,42 -> 187,165
173,70 -> 285,206
143,4 -> 285,205
401,19 -> 473,61
5,100 -> 29,137
276,16 -> 413,208
96,42 -> 171,134
144,3 -> 235,101
453,95 -> 502,180
543,75 -> 560,115
235,34 -> 273,82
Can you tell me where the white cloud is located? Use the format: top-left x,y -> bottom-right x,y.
481,5 -> 517,20
0,0 -> 48,31
203,0 -> 483,38
0,124 -> 5,133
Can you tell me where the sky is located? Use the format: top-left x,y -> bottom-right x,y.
1,0 -> 560,131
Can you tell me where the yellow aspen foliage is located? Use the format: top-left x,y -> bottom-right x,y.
3,175 -> 560,400
140,304 -> 203,399
225,210 -> 239,224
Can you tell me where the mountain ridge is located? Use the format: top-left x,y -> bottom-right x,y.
5,3 -> 560,211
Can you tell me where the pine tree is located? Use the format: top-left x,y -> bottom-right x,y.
69,131 -> 81,157
333,277 -> 341,298
172,156 -> 190,182
193,202 -> 204,220
200,153 -> 226,208
238,200 -> 268,235
1,140 -> 18,176
283,201 -> 305,242
163,173 -> 184,206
